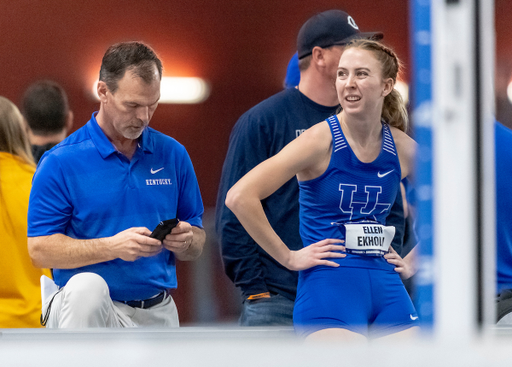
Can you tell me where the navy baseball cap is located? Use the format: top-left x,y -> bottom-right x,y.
297,10 -> 383,59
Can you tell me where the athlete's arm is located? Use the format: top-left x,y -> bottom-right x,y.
390,127 -> 417,179
28,228 -> 163,269
226,121 -> 345,271
386,129 -> 418,277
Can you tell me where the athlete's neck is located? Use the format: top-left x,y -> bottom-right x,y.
339,112 -> 382,150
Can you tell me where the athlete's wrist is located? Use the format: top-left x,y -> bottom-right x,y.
284,250 -> 299,271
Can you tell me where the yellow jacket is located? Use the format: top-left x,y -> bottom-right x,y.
0,152 -> 52,328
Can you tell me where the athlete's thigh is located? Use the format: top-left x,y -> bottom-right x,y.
370,269 -> 419,337
294,266 -> 372,337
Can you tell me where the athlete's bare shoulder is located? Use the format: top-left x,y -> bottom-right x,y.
389,126 -> 416,151
299,120 -> 331,142
388,125 -> 417,178
294,120 -> 333,181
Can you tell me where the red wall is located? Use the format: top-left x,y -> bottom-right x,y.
495,1 -> 512,128
0,0 -> 411,209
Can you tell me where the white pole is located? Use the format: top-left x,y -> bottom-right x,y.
478,0 -> 496,330
429,0 -> 495,339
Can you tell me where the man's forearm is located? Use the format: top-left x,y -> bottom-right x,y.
28,233 -> 114,269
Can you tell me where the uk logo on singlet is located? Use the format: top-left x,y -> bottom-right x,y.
338,184 -> 391,221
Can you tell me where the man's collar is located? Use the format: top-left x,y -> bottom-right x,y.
86,112 -> 116,159
87,113 -> 154,159
140,125 -> 154,154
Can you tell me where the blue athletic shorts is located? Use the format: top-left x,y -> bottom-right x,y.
293,265 -> 419,338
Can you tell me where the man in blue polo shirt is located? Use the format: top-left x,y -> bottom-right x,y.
27,41 -> 205,328
496,120 -> 512,324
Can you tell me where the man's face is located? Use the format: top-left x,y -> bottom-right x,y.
101,66 -> 160,142
322,45 -> 345,88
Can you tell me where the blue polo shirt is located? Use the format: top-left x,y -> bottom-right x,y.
28,113 -> 204,301
496,121 -> 512,294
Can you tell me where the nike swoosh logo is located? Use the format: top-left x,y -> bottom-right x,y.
377,170 -> 394,178
150,167 -> 164,174
410,315 -> 419,321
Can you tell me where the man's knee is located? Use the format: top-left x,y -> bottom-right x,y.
62,272 -> 111,311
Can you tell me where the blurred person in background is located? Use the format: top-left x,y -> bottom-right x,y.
283,52 -> 300,89
0,96 -> 52,328
21,80 -> 73,164
495,120 -> 512,325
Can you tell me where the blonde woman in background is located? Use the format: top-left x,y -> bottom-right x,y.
0,96 -> 51,328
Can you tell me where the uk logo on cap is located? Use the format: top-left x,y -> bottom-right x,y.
347,16 -> 359,30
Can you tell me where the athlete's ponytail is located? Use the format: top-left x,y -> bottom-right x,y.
344,39 -> 409,132
382,89 -> 408,132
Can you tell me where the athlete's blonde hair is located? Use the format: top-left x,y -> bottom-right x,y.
344,39 -> 409,132
0,96 -> 34,166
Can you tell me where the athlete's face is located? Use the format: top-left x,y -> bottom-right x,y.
335,47 -> 393,118
100,66 -> 160,141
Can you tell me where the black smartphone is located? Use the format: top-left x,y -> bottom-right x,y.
150,218 -> 179,241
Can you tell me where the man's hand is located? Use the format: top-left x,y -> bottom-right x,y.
109,227 -> 163,262
162,221 -> 205,261
162,221 -> 194,254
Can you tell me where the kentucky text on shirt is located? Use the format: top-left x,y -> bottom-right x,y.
146,179 -> 172,186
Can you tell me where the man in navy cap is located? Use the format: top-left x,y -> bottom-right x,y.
216,10 -> 409,327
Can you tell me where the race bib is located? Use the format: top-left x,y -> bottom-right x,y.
344,223 -> 395,256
